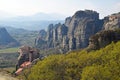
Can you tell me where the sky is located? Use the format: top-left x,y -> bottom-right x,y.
0,0 -> 120,18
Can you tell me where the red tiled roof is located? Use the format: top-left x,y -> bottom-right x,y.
15,61 -> 31,75
20,61 -> 31,68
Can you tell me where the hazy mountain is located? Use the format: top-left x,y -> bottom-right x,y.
2,26 -> 39,46
0,12 -> 65,30
0,27 -> 19,48
4,26 -> 31,34
0,20 -> 64,30
9,13 -> 66,21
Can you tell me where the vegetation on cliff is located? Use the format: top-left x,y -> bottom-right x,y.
19,41 -> 120,80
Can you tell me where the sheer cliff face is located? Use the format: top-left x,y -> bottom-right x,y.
65,10 -> 102,50
87,12 -> 120,50
0,27 -> 19,48
88,30 -> 120,51
103,13 -> 120,30
35,10 -> 103,52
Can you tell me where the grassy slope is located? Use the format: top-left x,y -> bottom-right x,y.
0,47 -> 18,53
0,47 -> 19,68
21,41 -> 120,80
11,31 -> 39,46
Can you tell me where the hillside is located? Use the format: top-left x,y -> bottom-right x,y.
0,47 -> 18,53
0,53 -> 18,68
3,26 -> 39,46
18,41 -> 120,80
0,27 -> 19,48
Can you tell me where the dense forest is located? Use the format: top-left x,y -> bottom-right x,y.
18,41 -> 120,80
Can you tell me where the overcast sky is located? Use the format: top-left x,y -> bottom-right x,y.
0,0 -> 120,18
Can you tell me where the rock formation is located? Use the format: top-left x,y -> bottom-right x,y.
0,27 -> 19,48
65,10 -> 102,50
15,46 -> 39,75
35,29 -> 47,49
35,10 -> 120,53
87,12 -> 120,50
88,30 -> 120,50
35,10 -> 103,53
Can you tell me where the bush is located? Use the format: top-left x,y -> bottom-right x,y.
20,41 -> 120,80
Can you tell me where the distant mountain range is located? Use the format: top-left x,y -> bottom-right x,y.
9,13 -> 66,21
0,12 -> 66,30
0,26 -> 39,47
0,20 -> 64,30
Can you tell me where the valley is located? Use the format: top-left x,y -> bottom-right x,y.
0,0 -> 120,79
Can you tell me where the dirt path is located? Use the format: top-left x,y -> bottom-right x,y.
0,72 -> 18,80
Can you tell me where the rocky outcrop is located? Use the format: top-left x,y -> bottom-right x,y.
15,46 -> 39,75
0,27 -> 19,48
66,10 -> 102,50
103,12 -> 120,30
35,10 -> 103,53
88,29 -> 120,50
46,23 -> 68,48
35,29 -> 47,49
86,12 -> 120,51
38,29 -> 47,39
35,10 -> 120,53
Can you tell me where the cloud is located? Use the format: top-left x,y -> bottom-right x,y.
0,0 -> 119,17
114,2 -> 120,11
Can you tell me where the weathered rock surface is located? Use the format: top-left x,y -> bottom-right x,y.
88,29 -> 120,50
65,10 -> 102,50
87,12 -> 120,50
35,29 -> 47,49
35,10 -> 103,53
0,27 -> 19,48
35,10 -> 120,53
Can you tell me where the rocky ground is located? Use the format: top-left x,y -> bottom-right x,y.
0,72 -> 18,80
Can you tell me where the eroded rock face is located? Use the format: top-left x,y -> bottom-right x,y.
35,10 -> 103,53
103,12 -> 120,30
35,30 -> 47,49
35,10 -> 120,53
87,12 -> 120,51
66,10 -> 102,50
38,29 -> 47,39
88,30 -> 120,50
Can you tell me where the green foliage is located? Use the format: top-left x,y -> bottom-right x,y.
0,52 -> 18,68
0,48 -> 19,68
20,41 -> 120,80
11,31 -> 39,46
